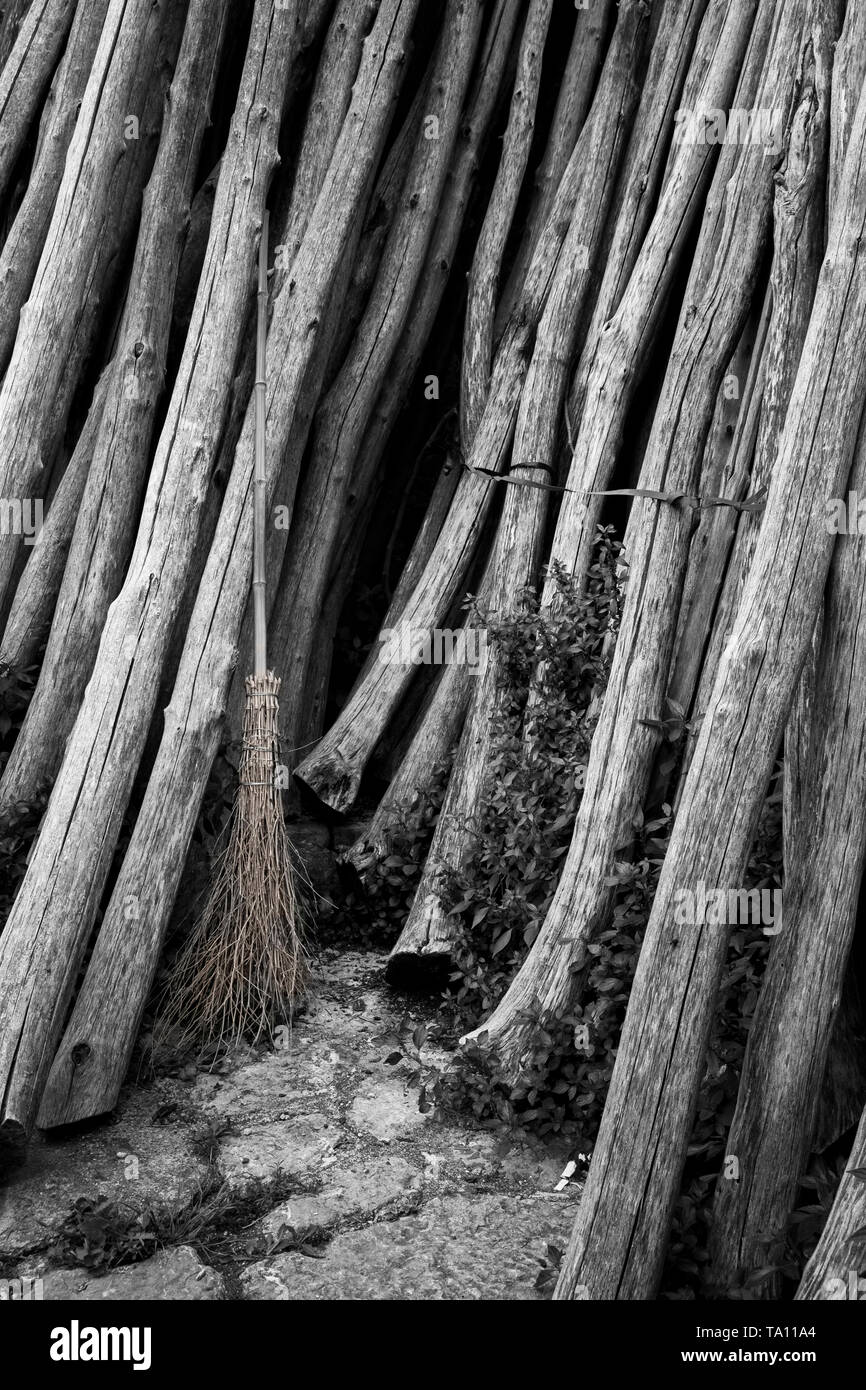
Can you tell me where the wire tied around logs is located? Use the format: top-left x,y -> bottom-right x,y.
460,459 -> 768,516
440,398 -> 767,516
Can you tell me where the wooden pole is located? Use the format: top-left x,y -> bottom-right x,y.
254,210 -> 269,678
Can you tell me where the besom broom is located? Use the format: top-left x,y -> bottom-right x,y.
155,212 -> 309,1051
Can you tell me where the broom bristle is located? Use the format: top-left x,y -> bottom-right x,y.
155,673 -> 310,1052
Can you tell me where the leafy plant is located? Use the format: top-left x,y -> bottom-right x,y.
50,1196 -> 159,1272
442,538 -> 623,1033
436,818 -> 668,1142
535,1242 -> 563,1298
425,535 -> 642,1140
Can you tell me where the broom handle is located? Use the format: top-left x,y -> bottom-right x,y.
253,211 -> 269,677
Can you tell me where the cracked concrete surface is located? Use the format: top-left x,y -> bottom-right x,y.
0,949 -> 580,1300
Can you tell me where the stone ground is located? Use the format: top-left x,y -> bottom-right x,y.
0,949 -> 581,1300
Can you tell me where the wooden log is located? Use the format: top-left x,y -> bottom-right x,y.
220,0 -> 382,748
288,405 -> 463,768
168,158 -> 220,357
548,0 -> 765,610
307,4 -> 617,787
0,68 -> 175,620
796,1100 -> 866,1299
657,0 -> 727,190
665,292 -> 768,750
0,0 -> 185,620
491,0 -> 716,763
827,0 -> 866,220
337,443 -> 463,706
4,190 -> 132,594
274,0 -> 522,755
461,0 -> 773,1071
273,0 -> 378,285
571,0 -> 710,355
0,0 -> 231,822
494,0 -> 614,338
0,0 -> 32,76
266,0 -> 485,776
0,0 -> 303,1145
684,5 -> 856,769
37,0 -> 421,1130
554,41 -> 866,1303
518,0 -> 754,743
326,45 -> 430,377
348,657 -> 472,875
0,0 -> 76,205
301,0 -> 336,49
225,0 -> 424,745
0,368 -> 110,673
346,498 -> 497,878
0,0 -> 109,375
294,0 -> 650,816
460,0 -> 552,449
226,208 -> 366,758
710,1 -> 861,1294
813,968 -> 866,1155
388,0 -> 648,976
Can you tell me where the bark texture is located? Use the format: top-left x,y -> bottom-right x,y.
554,59 -> 866,1302
389,0 -> 647,975
0,0 -> 76,205
38,0 -> 422,1128
0,0 -> 302,1142
0,0 -> 110,374
0,0 -> 186,617
295,0 -> 650,815
0,0 -> 231,821
463,0 -> 775,1071
710,0 -> 857,1294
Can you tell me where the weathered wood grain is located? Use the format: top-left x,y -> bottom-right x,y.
295,0 -> 649,815
463,0 -> 775,1071
0,0 -> 75,204
37,0 -> 420,1130
0,0 -> 231,823
555,45 -> 866,1302
0,0 -> 302,1142
0,0 -> 184,617
0,0 -> 109,373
